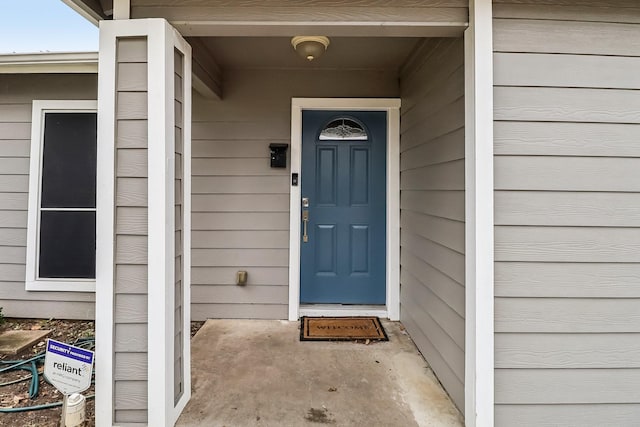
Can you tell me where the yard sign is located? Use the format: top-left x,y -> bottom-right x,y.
44,339 -> 94,394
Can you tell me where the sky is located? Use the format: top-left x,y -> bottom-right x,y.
0,0 -> 98,53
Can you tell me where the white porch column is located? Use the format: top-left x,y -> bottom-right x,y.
464,0 -> 495,426
96,18 -> 192,427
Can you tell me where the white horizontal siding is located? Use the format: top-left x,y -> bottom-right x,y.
494,53 -> 640,89
113,37 -> 149,425
191,303 -> 287,321
191,285 -> 288,305
494,121 -> 640,157
496,369 -> 640,404
192,230 -> 289,249
192,194 -> 288,212
496,298 -> 640,333
494,87 -> 640,123
192,249 -> 289,268
191,267 -> 287,286
495,333 -> 640,369
495,226 -> 640,263
495,192 -> 640,227
190,68 -> 398,319
0,74 -> 97,319
493,3 -> 640,425
495,156 -> 640,192
401,190 -> 464,222
496,404 -> 640,427
495,262 -> 640,298
493,1 -> 640,23
401,232 -> 465,285
399,37 -> 465,413
494,18 -> 640,56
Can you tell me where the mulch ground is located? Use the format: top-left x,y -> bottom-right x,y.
0,318 -> 205,427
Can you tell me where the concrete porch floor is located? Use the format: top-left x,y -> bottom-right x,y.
177,319 -> 464,427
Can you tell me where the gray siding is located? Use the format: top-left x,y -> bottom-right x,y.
399,38 -> 465,411
0,74 -> 96,319
191,68 -> 398,320
114,37 -> 149,426
173,48 -> 185,404
493,2 -> 640,425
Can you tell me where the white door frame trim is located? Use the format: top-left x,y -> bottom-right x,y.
288,98 -> 401,322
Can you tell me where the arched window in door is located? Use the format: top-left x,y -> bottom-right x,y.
319,118 -> 368,141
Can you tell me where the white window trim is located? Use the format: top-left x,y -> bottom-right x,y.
26,100 -> 98,292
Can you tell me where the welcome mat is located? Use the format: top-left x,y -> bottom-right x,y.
300,317 -> 388,342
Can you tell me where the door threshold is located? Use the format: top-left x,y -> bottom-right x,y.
299,304 -> 388,319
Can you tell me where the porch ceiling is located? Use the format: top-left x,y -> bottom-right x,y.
198,37 -> 421,71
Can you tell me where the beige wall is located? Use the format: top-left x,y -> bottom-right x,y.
191,68 -> 399,320
398,38 -> 466,411
493,1 -> 640,425
0,73 -> 97,319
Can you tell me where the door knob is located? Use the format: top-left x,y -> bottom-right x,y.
302,210 -> 309,243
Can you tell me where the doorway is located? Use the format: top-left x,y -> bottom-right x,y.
299,110 -> 387,304
288,98 -> 401,320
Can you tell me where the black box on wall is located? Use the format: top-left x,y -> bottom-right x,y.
269,143 -> 288,168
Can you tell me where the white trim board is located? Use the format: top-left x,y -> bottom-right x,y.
299,305 -> 387,319
95,20 -> 117,427
0,52 -> 98,74
171,26 -> 193,427
113,0 -> 131,20
145,19 -> 193,427
146,19 -> 174,427
465,0 -> 495,426
288,98 -> 401,322
26,100 -> 97,293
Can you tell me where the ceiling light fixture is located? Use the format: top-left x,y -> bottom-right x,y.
291,36 -> 330,61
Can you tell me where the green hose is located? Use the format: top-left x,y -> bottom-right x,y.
0,360 -> 40,398
16,362 -> 38,398
0,394 -> 95,413
0,352 -> 44,373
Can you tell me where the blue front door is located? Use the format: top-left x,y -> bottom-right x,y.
300,110 -> 387,304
